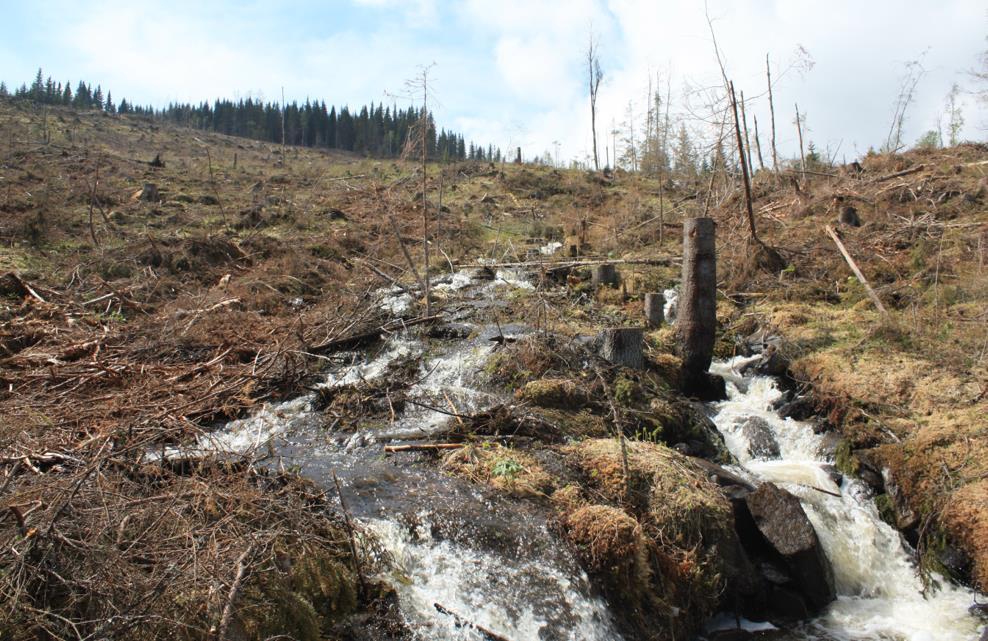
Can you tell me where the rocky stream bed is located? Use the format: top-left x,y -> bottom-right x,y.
162,264 -> 987,641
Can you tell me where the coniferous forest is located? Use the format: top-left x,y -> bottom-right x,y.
0,68 -> 502,162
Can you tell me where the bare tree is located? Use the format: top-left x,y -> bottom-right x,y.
587,32 -> 604,171
884,57 -> 926,153
795,103 -> 807,179
766,53 -> 779,171
944,83 -> 965,146
753,114 -> 766,171
402,64 -> 437,316
730,82 -> 759,244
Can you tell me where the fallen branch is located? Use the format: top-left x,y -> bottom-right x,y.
873,163 -> 926,183
453,257 -> 680,270
216,541 -> 256,641
310,315 -> 441,353
825,225 -> 888,315
383,443 -> 464,453
434,603 -> 512,641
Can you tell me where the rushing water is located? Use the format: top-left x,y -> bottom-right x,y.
165,269 -> 985,641
706,356 -> 985,641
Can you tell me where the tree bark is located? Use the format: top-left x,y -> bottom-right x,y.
679,218 -> 717,390
767,54 -> 779,172
592,263 -> 619,288
598,327 -> 644,370
644,292 -> 665,328
729,82 -> 759,244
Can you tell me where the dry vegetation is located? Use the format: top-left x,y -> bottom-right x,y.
1,92 -> 986,639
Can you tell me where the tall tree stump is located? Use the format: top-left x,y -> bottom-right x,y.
678,218 -> 717,392
592,263 -> 619,288
598,327 -> 644,370
644,292 -> 665,328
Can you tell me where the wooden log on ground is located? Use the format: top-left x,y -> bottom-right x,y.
452,257 -> 680,269
825,225 -> 887,315
597,327 -> 644,370
592,263 -> 619,288
383,443 -> 464,453
310,315 -> 441,353
643,292 -> 665,328
678,218 -> 717,391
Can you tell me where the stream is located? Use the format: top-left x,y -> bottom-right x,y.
164,272 -> 985,640
703,356 -> 983,641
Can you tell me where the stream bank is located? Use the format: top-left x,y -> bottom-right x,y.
175,263 -> 986,641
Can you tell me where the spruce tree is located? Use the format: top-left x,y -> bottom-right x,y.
0,82 -> 7,97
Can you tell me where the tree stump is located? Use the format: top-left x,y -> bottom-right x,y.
140,183 -> 160,203
643,292 -> 665,328
592,263 -> 619,288
598,327 -> 644,370
678,218 -> 716,391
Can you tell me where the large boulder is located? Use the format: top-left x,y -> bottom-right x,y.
738,417 -> 781,459
744,482 -> 836,612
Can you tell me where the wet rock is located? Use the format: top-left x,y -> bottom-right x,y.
776,395 -> 817,421
940,543 -> 973,581
821,464 -> 843,488
687,371 -> 728,402
768,586 -> 810,620
649,398 -> 732,463
744,482 -> 836,612
738,417 -> 781,459
817,432 -> 841,459
881,467 -> 918,530
856,451 -> 885,494
739,344 -> 789,379
426,323 -> 473,340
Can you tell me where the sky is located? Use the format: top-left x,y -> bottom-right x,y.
1,0 -> 985,165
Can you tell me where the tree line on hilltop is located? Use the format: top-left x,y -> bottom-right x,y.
0,68 -> 504,162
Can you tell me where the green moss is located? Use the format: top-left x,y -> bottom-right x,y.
874,493 -> 896,526
613,375 -> 641,406
835,439 -> 860,477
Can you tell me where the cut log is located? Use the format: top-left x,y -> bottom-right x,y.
678,218 -> 717,391
592,263 -> 619,288
597,327 -> 644,370
825,225 -> 887,315
139,183 -> 160,203
643,292 -> 665,328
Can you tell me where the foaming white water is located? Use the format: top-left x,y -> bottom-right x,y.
540,241 -> 563,255
433,269 -> 475,292
493,268 -> 535,290
365,518 -> 619,641
662,287 -> 678,323
323,336 -> 422,387
709,356 -> 984,641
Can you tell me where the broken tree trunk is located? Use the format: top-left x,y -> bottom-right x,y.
592,263 -> 619,288
825,225 -> 888,315
598,327 -> 644,370
644,292 -> 665,328
679,218 -> 717,391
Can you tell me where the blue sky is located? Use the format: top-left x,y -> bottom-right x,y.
1,0 -> 985,164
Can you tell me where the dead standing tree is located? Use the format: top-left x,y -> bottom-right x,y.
587,32 -> 603,172
402,64 -> 437,316
766,53 -> 779,172
678,218 -> 719,398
